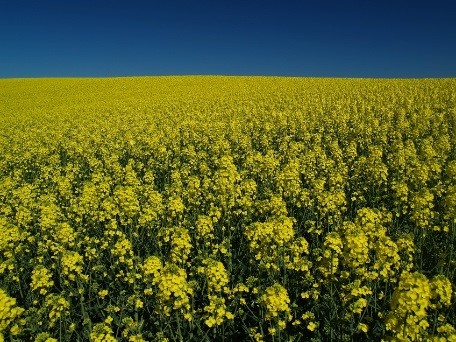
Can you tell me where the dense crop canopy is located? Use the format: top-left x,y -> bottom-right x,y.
0,76 -> 455,341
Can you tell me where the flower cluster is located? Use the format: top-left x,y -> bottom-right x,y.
30,265 -> 54,295
0,289 -> 24,336
61,251 -> 87,282
198,258 -> 229,294
153,263 -> 194,319
44,294 -> 70,328
89,322 -> 117,342
244,216 -> 295,270
159,227 -> 192,264
385,272 -> 454,341
260,284 -> 292,335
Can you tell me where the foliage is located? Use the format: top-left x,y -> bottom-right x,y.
0,76 -> 455,341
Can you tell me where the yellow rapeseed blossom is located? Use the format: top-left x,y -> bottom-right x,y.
34,332 -> 59,342
195,215 -> 214,240
357,323 -> 368,333
260,283 -> 292,329
159,226 -> 192,264
154,263 -> 193,319
198,258 -> 230,293
307,321 -> 318,331
285,237 -> 312,273
61,251 -> 87,282
114,186 -> 140,225
98,289 -> 109,299
89,322 -> 118,342
167,195 -> 185,219
142,255 -> 162,282
245,216 -> 295,270
385,272 -> 432,341
45,294 -> 70,327
30,265 -> 54,295
0,289 -> 24,334
1,77 -> 455,341
318,232 -> 343,277
430,275 -> 452,309
203,295 -> 234,327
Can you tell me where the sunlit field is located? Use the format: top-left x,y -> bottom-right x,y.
1,76 -> 455,341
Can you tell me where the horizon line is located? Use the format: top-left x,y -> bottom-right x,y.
1,74 -> 455,80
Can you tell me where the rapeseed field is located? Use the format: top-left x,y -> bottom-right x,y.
0,76 -> 455,341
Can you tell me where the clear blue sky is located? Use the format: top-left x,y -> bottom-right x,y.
0,0 -> 455,78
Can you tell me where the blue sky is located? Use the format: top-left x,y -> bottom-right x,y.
0,0 -> 455,77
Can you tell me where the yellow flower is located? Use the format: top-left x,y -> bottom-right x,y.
61,251 -> 86,282
98,289 -> 109,299
198,258 -> 230,294
430,275 -> 452,308
89,323 -> 117,342
0,289 -> 24,333
307,322 -> 317,331
357,323 -> 368,333
158,227 -> 192,264
135,299 -> 143,309
244,216 -> 295,270
386,272 -> 432,341
195,215 -> 214,240
31,265 -> 54,295
260,283 -> 292,324
129,334 -> 145,342
44,294 -> 70,328
154,263 -> 193,319
203,295 -> 233,327
167,195 -> 185,218
114,186 -> 140,225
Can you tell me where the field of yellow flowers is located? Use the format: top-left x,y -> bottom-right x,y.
0,76 -> 455,341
